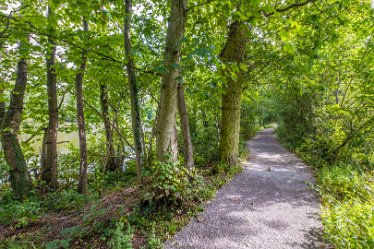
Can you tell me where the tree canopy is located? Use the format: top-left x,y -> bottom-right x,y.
0,0 -> 373,248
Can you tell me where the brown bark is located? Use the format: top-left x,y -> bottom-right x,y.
40,127 -> 48,175
76,19 -> 88,194
156,0 -> 188,162
124,0 -> 143,177
218,22 -> 248,165
177,81 -> 194,169
1,39 -> 30,200
99,83 -> 117,171
42,6 -> 58,189
0,90 -> 5,122
0,44 -> 5,121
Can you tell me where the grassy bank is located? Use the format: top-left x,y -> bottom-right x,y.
290,148 -> 374,249
0,161 -> 243,249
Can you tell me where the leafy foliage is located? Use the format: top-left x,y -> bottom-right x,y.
318,166 -> 374,248
0,198 -> 42,227
141,158 -> 208,211
108,221 -> 134,249
1,0 -> 373,247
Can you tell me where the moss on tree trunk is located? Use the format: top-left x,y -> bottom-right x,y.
1,40 -> 30,200
156,0 -> 188,162
218,22 -> 248,165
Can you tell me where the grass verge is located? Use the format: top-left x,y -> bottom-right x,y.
290,148 -> 374,249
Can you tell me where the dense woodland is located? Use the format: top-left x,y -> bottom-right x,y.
0,0 -> 373,248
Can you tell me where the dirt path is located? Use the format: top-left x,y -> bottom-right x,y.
165,128 -> 325,249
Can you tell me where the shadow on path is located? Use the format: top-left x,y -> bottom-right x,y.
165,129 -> 327,249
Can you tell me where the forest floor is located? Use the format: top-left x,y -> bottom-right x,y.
165,128 -> 329,249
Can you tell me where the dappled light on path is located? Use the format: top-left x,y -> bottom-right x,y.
165,128 -> 326,249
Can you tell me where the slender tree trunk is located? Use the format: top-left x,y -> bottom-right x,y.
0,44 -> 5,121
177,81 -> 194,168
76,19 -> 88,194
147,107 -> 159,166
99,83 -> 117,171
124,0 -> 143,177
218,22 -> 248,165
42,6 -> 58,189
1,39 -> 30,200
156,0 -> 188,162
141,124 -> 147,167
40,127 -> 48,177
0,90 -> 5,122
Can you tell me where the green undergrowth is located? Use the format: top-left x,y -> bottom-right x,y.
0,160 -> 243,249
105,160 -> 243,249
288,147 -> 374,249
317,166 -> 374,249
0,189 -> 98,228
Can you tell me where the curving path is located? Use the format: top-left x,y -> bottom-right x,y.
165,128 -> 326,249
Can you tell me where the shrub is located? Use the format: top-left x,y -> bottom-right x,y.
141,158 -> 207,211
317,165 -> 374,248
322,201 -> 374,248
317,166 -> 373,203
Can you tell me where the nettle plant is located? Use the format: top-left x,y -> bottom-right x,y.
141,156 -> 207,211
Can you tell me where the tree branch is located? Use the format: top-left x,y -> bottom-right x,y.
260,0 -> 318,17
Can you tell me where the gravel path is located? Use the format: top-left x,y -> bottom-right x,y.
165,128 -> 325,249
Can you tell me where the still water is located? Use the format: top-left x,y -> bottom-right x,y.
20,131 -> 79,154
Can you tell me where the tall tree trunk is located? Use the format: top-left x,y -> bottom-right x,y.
42,6 -> 58,189
156,0 -> 188,162
100,83 -> 117,171
76,19 -> 88,194
218,22 -> 248,165
40,127 -> 48,177
1,39 -> 30,200
124,0 -> 143,177
0,44 -> 5,121
177,81 -> 194,168
0,90 -> 5,122
147,107 -> 159,167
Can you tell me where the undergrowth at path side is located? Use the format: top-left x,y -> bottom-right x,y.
278,132 -> 374,249
0,159 -> 243,249
107,160 -> 243,249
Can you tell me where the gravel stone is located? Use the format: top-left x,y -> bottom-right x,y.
164,129 -> 325,249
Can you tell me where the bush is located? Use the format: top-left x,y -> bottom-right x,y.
317,165 -> 374,248
322,201 -> 374,248
141,158 -> 207,211
58,148 -> 80,189
318,166 -> 373,203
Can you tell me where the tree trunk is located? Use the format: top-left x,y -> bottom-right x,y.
177,81 -> 194,168
76,19 -> 88,194
40,127 -> 48,177
156,0 -> 188,162
124,0 -> 143,177
1,39 -> 30,200
42,6 -> 58,189
0,90 -> 5,122
0,44 -> 5,121
147,107 -> 159,167
218,22 -> 248,165
99,83 -> 117,171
